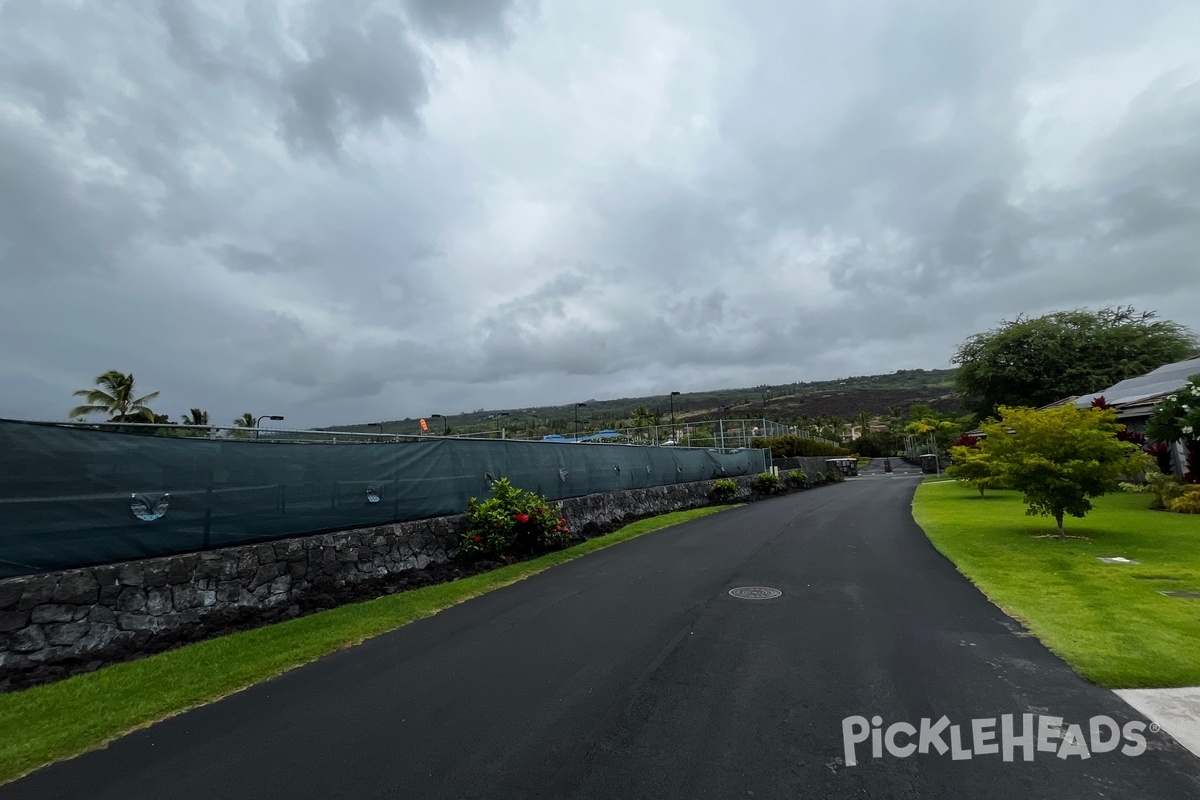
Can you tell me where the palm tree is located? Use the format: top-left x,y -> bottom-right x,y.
229,412 -> 257,439
855,411 -> 873,440
70,371 -> 161,422
182,408 -> 209,426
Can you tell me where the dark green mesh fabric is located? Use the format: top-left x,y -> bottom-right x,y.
0,420 -> 768,577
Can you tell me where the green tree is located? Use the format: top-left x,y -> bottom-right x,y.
69,370 -> 161,422
854,430 -> 902,458
978,405 -> 1145,537
946,446 -> 995,497
953,306 -> 1196,418
182,408 -> 210,426
903,415 -> 965,452
229,412 -> 256,439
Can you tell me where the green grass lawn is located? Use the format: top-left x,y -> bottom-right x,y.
0,506 -> 731,785
912,481 -> 1200,689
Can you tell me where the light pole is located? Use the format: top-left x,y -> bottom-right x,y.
669,391 -> 681,433
255,414 -> 284,440
430,414 -> 448,435
574,403 -> 587,439
718,403 -> 729,450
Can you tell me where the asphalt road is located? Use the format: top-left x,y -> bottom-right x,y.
6,478 -> 1199,799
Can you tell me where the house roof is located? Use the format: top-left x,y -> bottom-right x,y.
1073,355 -> 1200,410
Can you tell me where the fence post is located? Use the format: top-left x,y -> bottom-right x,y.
202,486 -> 213,549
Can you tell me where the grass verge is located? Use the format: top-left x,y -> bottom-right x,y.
912,481 -> 1200,689
0,505 -> 732,785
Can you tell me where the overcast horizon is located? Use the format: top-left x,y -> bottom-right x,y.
3,0 -> 1199,428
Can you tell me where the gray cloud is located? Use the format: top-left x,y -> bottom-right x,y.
0,127 -> 139,281
280,15 -> 428,155
405,0 -> 523,42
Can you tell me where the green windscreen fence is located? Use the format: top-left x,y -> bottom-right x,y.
0,419 -> 769,578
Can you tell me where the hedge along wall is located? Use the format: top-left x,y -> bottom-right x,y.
0,476 -> 778,690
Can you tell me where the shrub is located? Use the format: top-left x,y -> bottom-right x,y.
1119,481 -> 1150,493
460,478 -> 570,560
752,471 -> 781,494
1144,442 -> 1174,476
750,435 -> 849,458
710,478 -> 739,502
786,470 -> 808,488
1168,487 -> 1200,513
1146,472 -> 1187,510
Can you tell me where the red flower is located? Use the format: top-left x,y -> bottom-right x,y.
473,535 -> 482,542
514,513 -> 530,524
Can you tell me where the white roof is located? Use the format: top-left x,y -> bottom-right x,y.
1074,355 -> 1200,409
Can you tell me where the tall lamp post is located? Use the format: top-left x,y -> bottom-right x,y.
669,391 -> 681,432
573,403 -> 587,439
430,414 -> 448,435
256,414 -> 284,440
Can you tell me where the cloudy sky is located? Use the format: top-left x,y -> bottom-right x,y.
2,0 -> 1199,428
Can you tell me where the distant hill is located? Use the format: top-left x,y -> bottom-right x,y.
324,368 -> 960,438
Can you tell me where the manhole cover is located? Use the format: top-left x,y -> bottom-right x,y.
1160,591 -> 1200,599
729,586 -> 782,600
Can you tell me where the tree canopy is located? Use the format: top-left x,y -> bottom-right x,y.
69,371 -> 161,422
946,445 -> 995,497
952,306 -> 1196,418
977,405 -> 1146,536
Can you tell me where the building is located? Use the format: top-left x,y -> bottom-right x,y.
1072,355 -> 1200,436
1073,354 -> 1200,477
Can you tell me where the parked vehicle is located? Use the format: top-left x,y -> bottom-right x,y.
826,457 -> 858,477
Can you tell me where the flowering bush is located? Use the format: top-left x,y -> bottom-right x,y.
1147,375 -> 1200,482
460,478 -> 570,561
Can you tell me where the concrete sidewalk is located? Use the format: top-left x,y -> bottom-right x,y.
1116,687 -> 1200,759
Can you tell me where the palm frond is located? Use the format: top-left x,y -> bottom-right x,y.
69,404 -> 112,419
